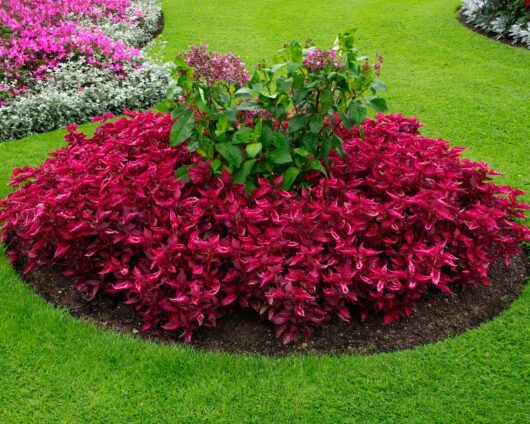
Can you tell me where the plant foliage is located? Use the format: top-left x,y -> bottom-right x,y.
1,111 -> 528,343
461,0 -> 530,47
164,32 -> 387,191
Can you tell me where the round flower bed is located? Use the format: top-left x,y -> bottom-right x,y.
1,111 -> 528,344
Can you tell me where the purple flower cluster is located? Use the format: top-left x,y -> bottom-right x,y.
302,48 -> 344,70
184,45 -> 250,86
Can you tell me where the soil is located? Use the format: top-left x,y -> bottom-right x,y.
458,11 -> 528,50
15,250 -> 529,356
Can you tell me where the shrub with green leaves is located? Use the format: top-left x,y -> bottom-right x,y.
164,31 -> 388,191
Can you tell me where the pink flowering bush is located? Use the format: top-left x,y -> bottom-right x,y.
0,0 -> 169,142
1,111 -> 528,343
0,0 -> 146,97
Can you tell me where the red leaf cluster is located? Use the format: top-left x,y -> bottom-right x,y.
1,111 -> 528,343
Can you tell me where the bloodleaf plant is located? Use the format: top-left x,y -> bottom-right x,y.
163,30 -> 387,192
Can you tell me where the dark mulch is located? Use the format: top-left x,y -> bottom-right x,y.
458,11 -> 528,50
137,11 -> 165,49
15,250 -> 528,356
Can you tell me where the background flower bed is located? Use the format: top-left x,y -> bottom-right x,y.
0,0 -> 171,141
461,0 -> 530,47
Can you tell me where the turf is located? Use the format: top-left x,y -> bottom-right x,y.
0,0 -> 529,422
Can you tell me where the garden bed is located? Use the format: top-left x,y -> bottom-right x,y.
458,1 -> 530,49
458,11 -> 529,49
16,251 -> 528,355
2,37 -> 529,356
0,0 -> 171,142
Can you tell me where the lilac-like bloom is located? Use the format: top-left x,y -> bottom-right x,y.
303,48 -> 344,70
185,45 -> 250,86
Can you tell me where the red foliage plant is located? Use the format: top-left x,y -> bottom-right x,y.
1,111 -> 529,343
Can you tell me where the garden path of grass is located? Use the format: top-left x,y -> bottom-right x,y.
0,1 -> 529,422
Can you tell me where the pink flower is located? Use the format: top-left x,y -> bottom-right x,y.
303,48 -> 344,70
184,45 -> 250,86
0,0 -> 144,99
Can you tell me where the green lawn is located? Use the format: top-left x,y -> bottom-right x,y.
0,0 -> 529,422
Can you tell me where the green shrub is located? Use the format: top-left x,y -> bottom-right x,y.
163,31 -> 387,192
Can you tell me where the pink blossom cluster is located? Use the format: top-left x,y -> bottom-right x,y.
302,48 -> 344,70
0,0 -> 143,98
1,112 -> 528,343
184,45 -> 250,86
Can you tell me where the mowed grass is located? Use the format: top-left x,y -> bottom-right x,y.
0,0 -> 529,422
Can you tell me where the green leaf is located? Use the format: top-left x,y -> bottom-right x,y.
270,63 -> 286,73
237,101 -> 262,112
281,167 -> 301,190
210,159 -> 222,172
156,100 -> 173,113
170,107 -> 195,146
343,100 -> 367,129
302,133 -> 318,154
177,75 -> 193,90
192,93 -> 209,114
233,159 -> 257,184
233,127 -> 254,144
290,41 -> 303,63
287,61 -> 302,74
341,29 -> 356,50
260,125 -> 274,147
293,87 -> 310,105
366,96 -> 388,113
272,132 -> 288,148
254,118 -> 263,138
269,149 -> 292,165
175,165 -> 190,182
319,89 -> 334,111
287,115 -> 310,133
235,87 -> 256,97
294,147 -> 310,157
244,179 -> 257,195
350,100 -> 367,122
370,80 -> 387,94
330,134 -> 345,155
215,143 -> 243,168
310,159 -> 328,176
268,138 -> 292,164
309,115 -> 324,134
212,87 -> 231,105
224,108 -> 237,122
246,143 -> 262,158
173,56 -> 192,71
253,82 -> 265,91
215,113 -> 229,136
277,78 -> 294,93
319,135 -> 332,157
